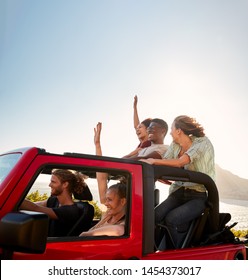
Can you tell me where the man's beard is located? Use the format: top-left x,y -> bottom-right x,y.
51,188 -> 63,196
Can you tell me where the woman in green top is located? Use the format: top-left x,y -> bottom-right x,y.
141,115 -> 215,249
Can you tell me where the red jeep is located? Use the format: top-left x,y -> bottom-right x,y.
0,147 -> 246,260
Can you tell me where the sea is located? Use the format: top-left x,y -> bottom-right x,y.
219,199 -> 248,230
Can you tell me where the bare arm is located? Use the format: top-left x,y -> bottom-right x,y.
122,147 -> 141,159
79,224 -> 124,237
133,95 -> 140,129
20,199 -> 58,219
130,151 -> 163,160
36,200 -> 48,207
140,153 -> 190,167
96,172 -> 108,204
94,122 -> 103,156
94,122 -> 108,204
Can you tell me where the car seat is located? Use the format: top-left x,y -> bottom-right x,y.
67,201 -> 94,236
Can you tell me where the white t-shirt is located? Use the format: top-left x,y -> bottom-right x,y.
137,143 -> 168,157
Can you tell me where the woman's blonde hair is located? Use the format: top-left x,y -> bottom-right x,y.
174,115 -> 205,137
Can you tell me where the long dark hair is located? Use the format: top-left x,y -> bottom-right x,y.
141,118 -> 152,128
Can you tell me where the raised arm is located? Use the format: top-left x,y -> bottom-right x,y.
94,122 -> 108,204
133,95 -> 140,129
94,122 -> 103,156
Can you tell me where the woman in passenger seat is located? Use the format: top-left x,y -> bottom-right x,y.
79,183 -> 126,237
79,122 -> 127,237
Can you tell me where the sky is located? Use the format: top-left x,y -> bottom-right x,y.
0,0 -> 248,179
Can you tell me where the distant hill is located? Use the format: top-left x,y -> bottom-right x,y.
216,165 -> 248,200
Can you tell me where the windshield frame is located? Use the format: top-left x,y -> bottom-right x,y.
0,152 -> 22,187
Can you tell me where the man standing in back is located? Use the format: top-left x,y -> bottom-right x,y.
130,118 -> 168,160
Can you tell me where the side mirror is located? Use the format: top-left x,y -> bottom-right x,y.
0,211 -> 49,259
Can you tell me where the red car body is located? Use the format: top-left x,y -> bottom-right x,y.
0,147 -> 246,260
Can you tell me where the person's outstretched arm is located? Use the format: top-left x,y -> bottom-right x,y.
94,122 -> 108,204
20,199 -> 58,219
133,95 -> 140,130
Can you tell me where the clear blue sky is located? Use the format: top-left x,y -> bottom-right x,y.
1,0 -> 248,178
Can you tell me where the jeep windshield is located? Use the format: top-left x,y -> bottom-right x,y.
0,153 -> 22,185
